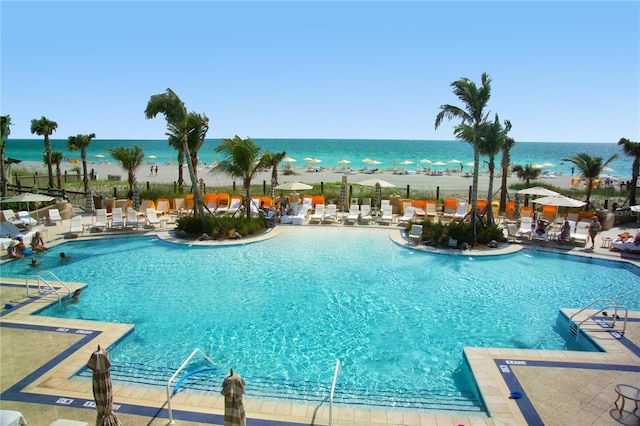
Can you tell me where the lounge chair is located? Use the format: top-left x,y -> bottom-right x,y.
380,204 -> 394,224
531,219 -> 550,241
504,201 -> 516,223
360,204 -> 373,224
570,221 -> 589,246
291,205 -> 309,225
2,209 -> 26,228
506,223 -> 518,242
541,205 -> 558,223
0,221 -> 35,245
322,204 -> 337,223
205,193 -> 218,214
221,196 -> 242,215
17,211 -> 38,227
442,199 -> 458,223
138,200 -> 154,216
48,208 -> 63,225
110,207 -> 125,229
452,202 -> 468,222
184,194 -> 195,215
408,224 -> 423,246
425,200 -> 438,222
250,197 -> 261,216
69,215 -> 83,237
516,216 -> 533,239
172,197 -> 186,215
146,208 -> 161,228
92,209 -> 108,232
155,198 -> 170,215
397,207 -> 415,225
125,208 -> 139,229
344,205 -> 360,224
519,206 -> 534,218
309,204 -> 325,223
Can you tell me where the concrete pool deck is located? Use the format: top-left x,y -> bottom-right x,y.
1,212 -> 639,425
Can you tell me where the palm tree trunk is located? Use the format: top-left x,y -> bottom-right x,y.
177,152 -> 185,185
81,149 -> 89,193
182,139 -> 205,223
0,144 -> 6,196
470,145 -> 479,246
499,157 -> 510,213
244,180 -> 252,218
56,163 -> 62,189
45,135 -> 54,188
486,160 -> 495,225
630,158 -> 638,205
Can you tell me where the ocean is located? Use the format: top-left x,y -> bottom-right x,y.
4,138 -> 632,179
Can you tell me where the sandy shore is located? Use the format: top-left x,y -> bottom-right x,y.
23,160 -> 580,195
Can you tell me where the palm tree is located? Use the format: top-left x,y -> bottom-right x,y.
262,150 -> 287,196
108,145 -> 145,199
145,89 -> 205,221
618,138 -> 639,206
435,73 -> 492,245
0,115 -> 11,196
498,135 -> 516,214
50,150 -> 64,189
30,116 -> 58,188
166,112 -> 208,186
167,129 -> 186,186
214,136 -> 269,218
512,164 -> 542,188
477,114 -> 512,225
67,133 -> 96,194
562,153 -> 618,209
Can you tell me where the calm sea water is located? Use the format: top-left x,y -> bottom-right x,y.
5,138 -> 632,179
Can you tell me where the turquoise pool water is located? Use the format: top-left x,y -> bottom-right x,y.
5,228 -> 639,412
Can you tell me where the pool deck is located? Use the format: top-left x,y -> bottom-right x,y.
1,212 -> 639,425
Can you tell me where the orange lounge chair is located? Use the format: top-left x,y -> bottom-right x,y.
155,198 -> 170,215
205,193 -> 218,213
541,205 -> 557,223
519,206 -> 534,218
442,198 -> 458,222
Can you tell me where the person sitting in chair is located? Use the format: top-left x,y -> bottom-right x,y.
559,220 -> 571,245
533,219 -> 549,238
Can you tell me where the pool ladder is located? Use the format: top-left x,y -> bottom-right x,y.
328,359 -> 342,426
569,299 -> 628,340
25,271 -> 71,303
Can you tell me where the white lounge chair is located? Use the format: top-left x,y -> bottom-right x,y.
570,221 -> 589,246
17,211 -> 38,227
425,203 -> 438,222
408,224 -> 423,245
310,204 -> 325,222
344,205 -> 360,224
48,208 -> 63,225
291,205 -> 309,225
125,208 -> 139,229
92,209 -> 108,231
506,224 -> 518,242
322,204 -> 337,223
2,209 -> 25,227
360,204 -> 373,224
110,207 -> 124,229
516,216 -> 533,239
380,204 -> 394,224
69,215 -> 83,237
452,202 -> 468,222
146,208 -> 161,227
397,207 -> 415,225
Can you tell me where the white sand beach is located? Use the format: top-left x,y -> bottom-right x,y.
46,160 -> 581,197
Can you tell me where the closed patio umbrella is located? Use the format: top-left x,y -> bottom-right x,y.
221,369 -> 246,426
87,346 -> 121,426
132,186 -> 140,210
513,193 -> 521,220
374,182 -> 381,209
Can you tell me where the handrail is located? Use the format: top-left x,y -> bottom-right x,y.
569,299 -> 628,339
328,359 -> 342,426
25,271 -> 71,303
166,348 -> 216,425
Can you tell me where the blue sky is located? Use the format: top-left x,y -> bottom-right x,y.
1,1 -> 638,142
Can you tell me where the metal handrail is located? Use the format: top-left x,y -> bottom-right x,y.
166,348 -> 216,425
328,359 -> 342,426
26,271 -> 71,302
569,299 -> 628,338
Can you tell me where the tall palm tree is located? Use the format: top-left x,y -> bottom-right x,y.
262,150 -> 287,196
214,136 -> 269,218
167,129 -> 186,186
108,145 -> 145,199
477,114 -> 512,225
0,115 -> 11,196
145,89 -> 205,221
562,153 -> 618,209
435,73 -> 492,245
498,135 -> 516,214
67,133 -> 96,194
51,150 -> 64,189
30,116 -> 58,188
167,112 -> 208,186
618,137 -> 639,206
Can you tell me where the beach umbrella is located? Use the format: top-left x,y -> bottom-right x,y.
370,160 -> 382,165
448,159 -> 461,164
540,162 -> 555,168
303,157 -> 315,162
282,157 -> 296,163
399,160 -> 414,165
465,162 -> 475,167
274,181 -> 313,191
148,155 -> 157,160
602,166 -> 615,172
338,159 -> 351,165
1,192 -> 55,222
420,159 -> 431,164
432,161 -> 447,166
132,186 -> 140,210
221,369 -> 246,426
87,345 -> 121,426
356,178 -> 396,188
94,154 -> 105,158
362,158 -> 373,164
532,195 -> 587,208
517,187 -> 560,197
532,164 -> 544,169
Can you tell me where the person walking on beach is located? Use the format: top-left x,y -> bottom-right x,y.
150,165 -> 154,176
587,216 -> 601,249
155,165 -> 158,176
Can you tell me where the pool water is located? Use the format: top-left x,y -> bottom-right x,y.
6,228 -> 640,411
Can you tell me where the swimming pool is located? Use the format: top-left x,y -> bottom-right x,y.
5,228 -> 639,413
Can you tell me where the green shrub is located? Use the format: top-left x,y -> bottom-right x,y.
175,215 -> 266,239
